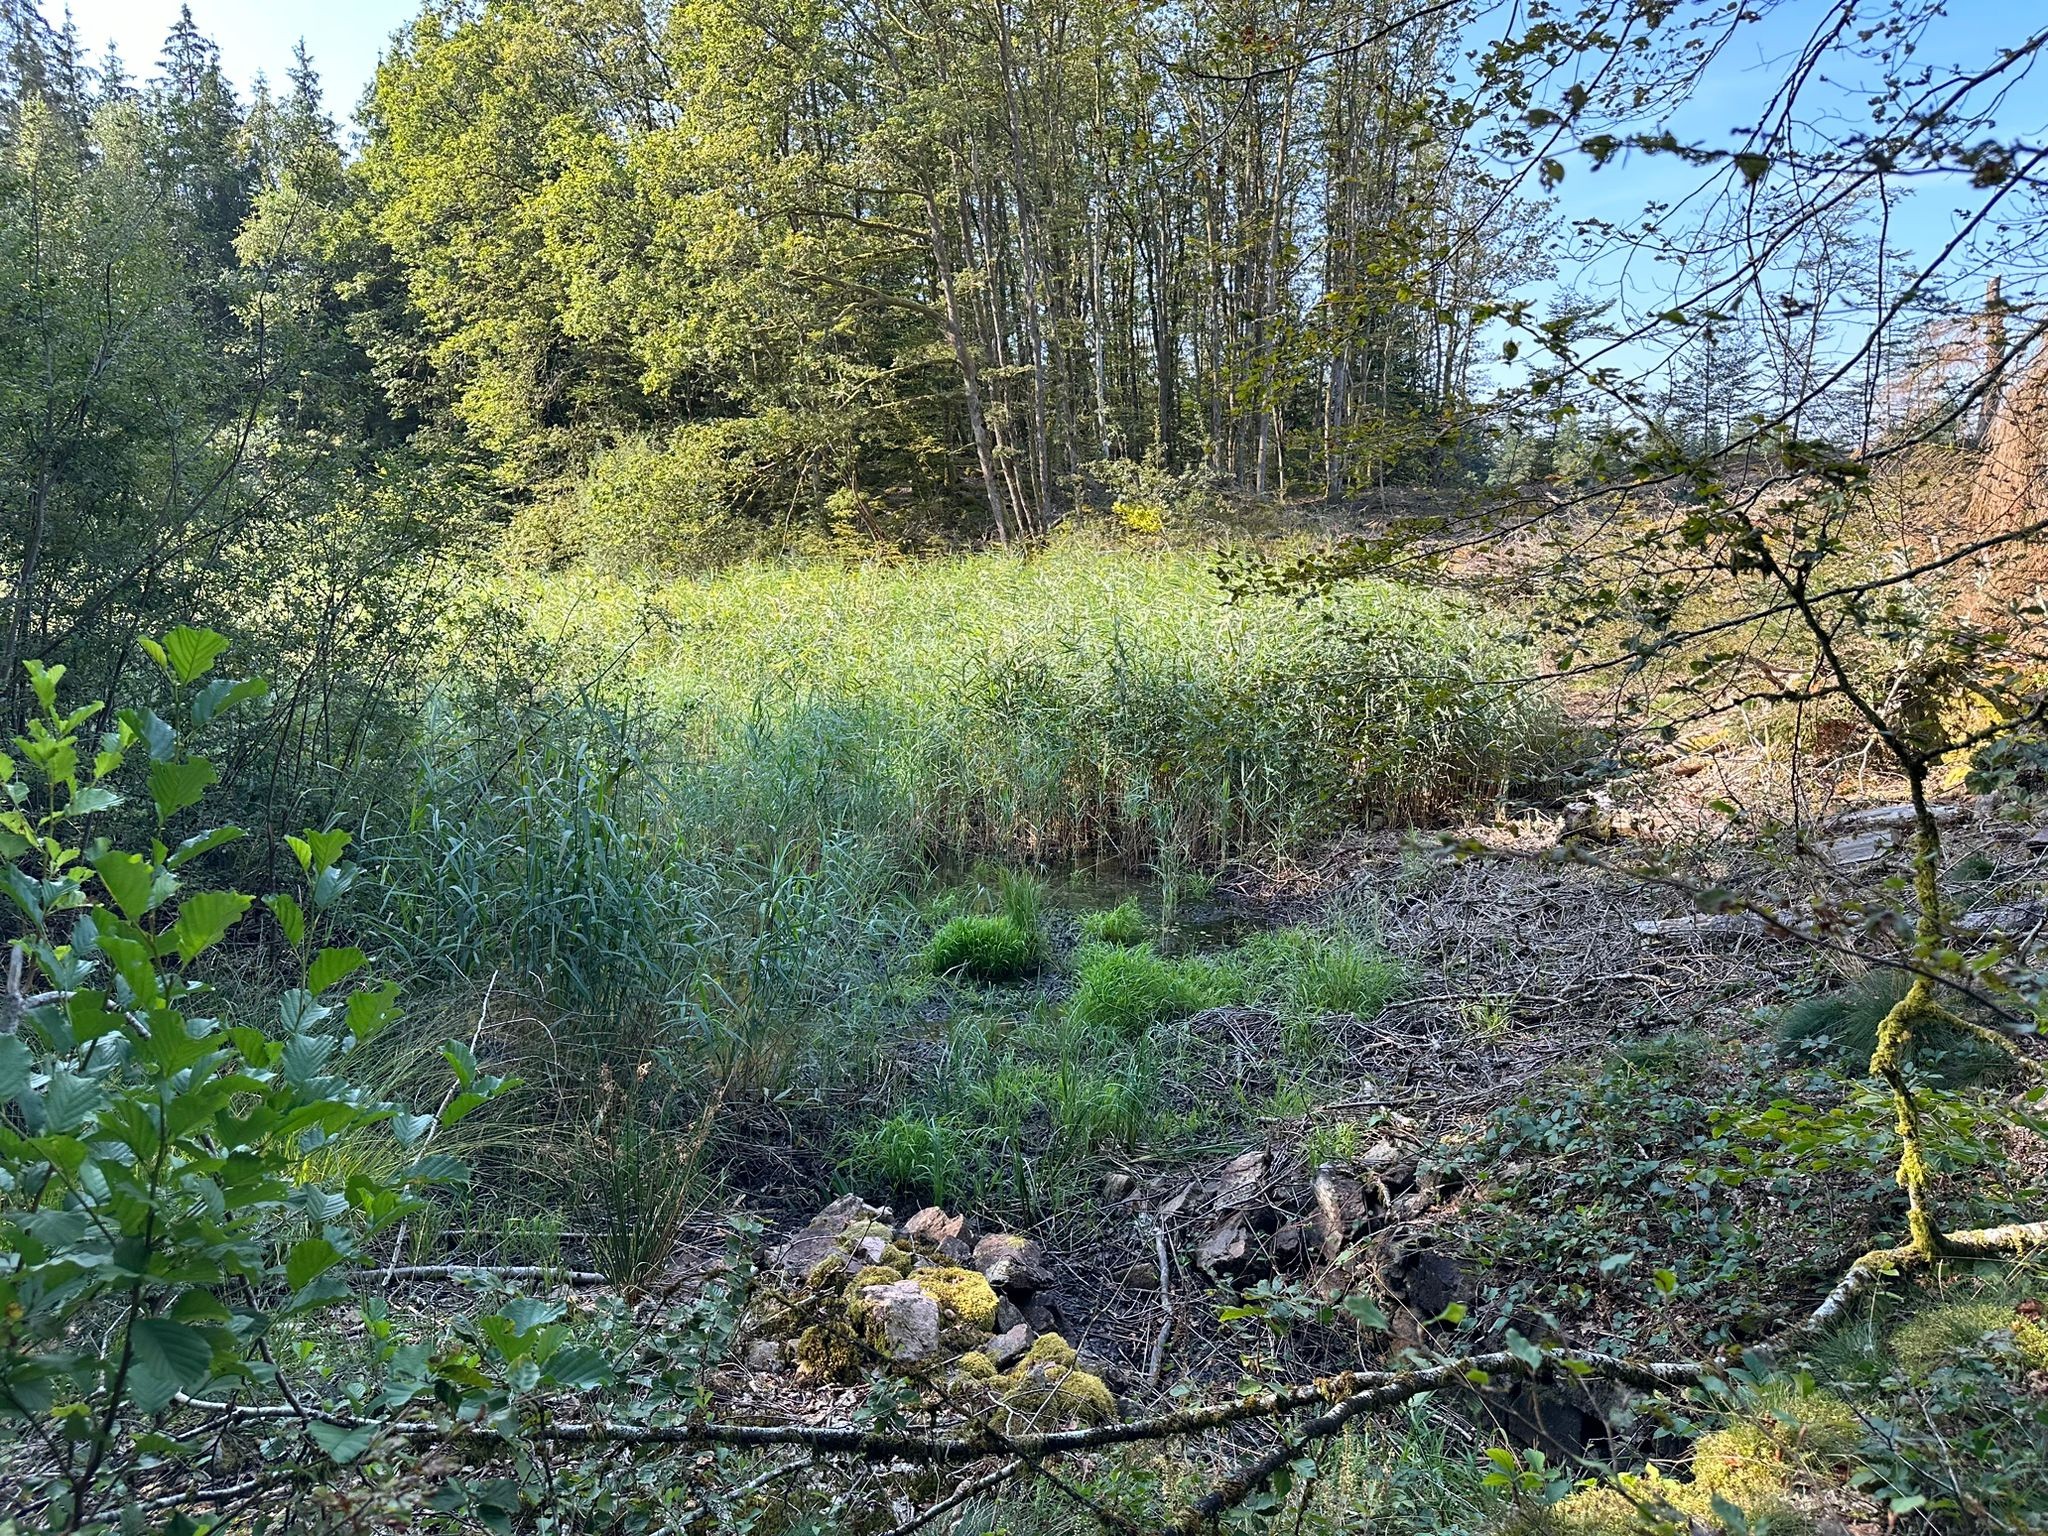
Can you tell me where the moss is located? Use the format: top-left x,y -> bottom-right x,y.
879,1242 -> 915,1275
1017,1331 -> 1076,1369
997,1361 -> 1117,1429
1891,1300 -> 2022,1376
805,1251 -> 851,1289
2014,1309 -> 2048,1370
1540,1461 -> 1805,1535
956,1351 -> 998,1380
984,1333 -> 1114,1429
911,1266 -> 999,1332
793,1324 -> 860,1382
837,1219 -> 895,1247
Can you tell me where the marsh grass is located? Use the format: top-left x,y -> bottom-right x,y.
504,538 -> 1565,865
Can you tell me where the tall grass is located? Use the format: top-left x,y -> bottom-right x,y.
499,536 -> 1564,864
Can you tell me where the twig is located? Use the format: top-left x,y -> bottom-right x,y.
1144,1219 -> 1174,1390
881,1458 -> 1027,1536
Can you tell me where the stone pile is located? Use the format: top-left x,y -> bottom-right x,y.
1185,1139 -> 1465,1317
750,1195 -> 1114,1428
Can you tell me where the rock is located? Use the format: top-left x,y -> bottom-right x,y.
985,1322 -> 1033,1368
1213,1147 -> 1269,1211
1117,1259 -> 1160,1291
1020,1294 -> 1069,1336
769,1196 -> 892,1282
902,1206 -> 974,1260
973,1233 -> 1053,1294
743,1338 -> 784,1372
1195,1213 -> 1259,1283
843,1233 -> 890,1267
1393,1247 -> 1464,1319
1101,1171 -> 1137,1203
1310,1165 -> 1372,1262
995,1297 -> 1028,1333
858,1279 -> 945,1367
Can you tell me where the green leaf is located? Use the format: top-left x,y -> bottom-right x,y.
191,676 -> 269,727
1504,1329 -> 1544,1370
91,850 -> 162,922
130,1318 -> 213,1390
165,890 -> 252,963
306,1420 -> 376,1464
285,1237 -> 345,1292
43,1071 -> 104,1133
541,1345 -> 613,1390
69,785 -> 121,815
1652,1268 -> 1679,1297
266,891 -> 306,946
1339,1292 -> 1388,1330
118,707 -> 177,763
345,981 -> 401,1042
148,758 -> 218,825
307,947 -> 367,995
165,825 -> 245,870
0,1035 -> 30,1099
147,627 -> 232,686
287,828 -> 351,876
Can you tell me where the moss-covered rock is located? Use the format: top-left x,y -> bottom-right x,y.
982,1332 -> 1115,1429
911,1266 -> 999,1332
794,1323 -> 861,1383
805,1251 -> 853,1289
1016,1331 -> 1076,1369
956,1351 -> 998,1380
997,1359 -> 1117,1429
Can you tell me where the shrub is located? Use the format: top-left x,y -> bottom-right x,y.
1079,898 -> 1149,945
1070,942 -> 1242,1038
0,636 -> 514,1530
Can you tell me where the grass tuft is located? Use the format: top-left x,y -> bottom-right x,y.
1070,942 -> 1243,1039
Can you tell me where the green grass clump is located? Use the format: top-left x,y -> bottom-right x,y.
1070,942 -> 1242,1039
1079,899 -> 1149,945
847,1112 -> 969,1207
1237,926 -> 1406,1017
1773,970 -> 2006,1082
926,914 -> 1038,981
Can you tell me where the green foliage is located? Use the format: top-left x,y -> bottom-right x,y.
848,1112 -> 969,1207
1070,942 -> 1244,1039
516,543 -> 1563,865
1237,925 -> 1407,1020
1079,898 -> 1149,945
1772,971 -> 2007,1083
926,914 -> 1039,981
0,640 -> 508,1531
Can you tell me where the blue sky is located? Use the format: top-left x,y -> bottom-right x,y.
60,0 -> 416,126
